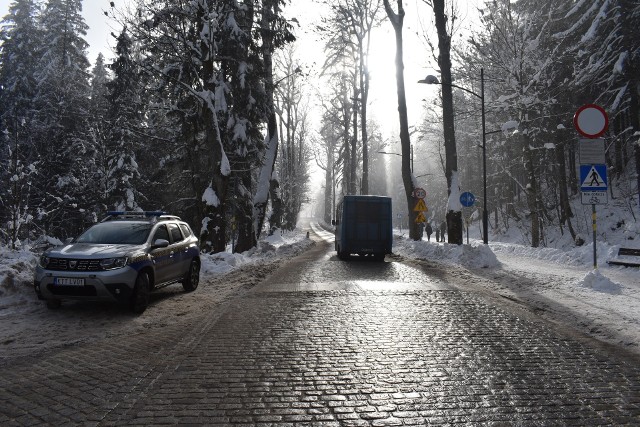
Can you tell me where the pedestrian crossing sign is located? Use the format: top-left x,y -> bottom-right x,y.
580,164 -> 607,191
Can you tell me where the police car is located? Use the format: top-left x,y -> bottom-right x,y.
33,212 -> 201,314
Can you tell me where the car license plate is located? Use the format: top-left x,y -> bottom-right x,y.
54,277 -> 85,286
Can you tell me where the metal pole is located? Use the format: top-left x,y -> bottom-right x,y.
481,68 -> 488,244
592,204 -> 597,269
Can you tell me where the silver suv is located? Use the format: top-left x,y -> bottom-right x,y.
34,212 -> 201,314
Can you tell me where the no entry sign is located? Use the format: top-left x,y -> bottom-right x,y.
573,104 -> 608,138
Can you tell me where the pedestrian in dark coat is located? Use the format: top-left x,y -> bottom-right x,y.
439,221 -> 446,242
425,222 -> 433,241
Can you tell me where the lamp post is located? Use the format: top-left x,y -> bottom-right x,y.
418,68 -> 489,244
274,66 -> 302,86
378,144 -> 413,172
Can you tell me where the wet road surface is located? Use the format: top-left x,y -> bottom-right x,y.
1,226 -> 639,425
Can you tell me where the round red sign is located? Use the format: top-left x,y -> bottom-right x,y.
413,187 -> 426,199
573,104 -> 608,138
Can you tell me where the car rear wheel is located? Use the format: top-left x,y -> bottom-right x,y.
130,272 -> 150,314
46,299 -> 61,309
182,259 -> 200,292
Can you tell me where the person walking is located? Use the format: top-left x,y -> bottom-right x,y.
425,222 -> 433,241
439,220 -> 446,242
435,227 -> 440,242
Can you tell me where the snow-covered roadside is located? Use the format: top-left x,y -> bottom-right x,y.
393,235 -> 640,354
0,229 -> 314,363
3,223 -> 639,358
0,230 -> 315,312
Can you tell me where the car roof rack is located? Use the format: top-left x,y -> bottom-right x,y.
101,211 -> 182,222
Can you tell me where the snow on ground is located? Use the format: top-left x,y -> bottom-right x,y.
0,229 -> 314,313
0,229 -> 315,363
2,220 -> 639,358
393,233 -> 640,354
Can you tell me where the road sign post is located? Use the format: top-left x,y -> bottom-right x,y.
459,192 -> 475,244
574,104 -> 609,269
413,188 -> 428,225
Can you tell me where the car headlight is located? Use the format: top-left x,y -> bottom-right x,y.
100,257 -> 129,270
39,255 -> 50,268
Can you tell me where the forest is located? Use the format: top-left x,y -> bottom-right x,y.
1,0 -> 639,253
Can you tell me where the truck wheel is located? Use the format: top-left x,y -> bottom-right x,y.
182,259 -> 200,292
130,272 -> 150,314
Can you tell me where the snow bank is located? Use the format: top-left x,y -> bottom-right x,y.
1,229 -> 314,310
201,229 -> 313,275
578,269 -> 622,294
393,235 -> 499,268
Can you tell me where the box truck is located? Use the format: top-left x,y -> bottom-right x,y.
334,195 -> 393,261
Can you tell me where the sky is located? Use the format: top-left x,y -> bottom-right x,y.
0,0 -> 481,133
0,0 -> 113,63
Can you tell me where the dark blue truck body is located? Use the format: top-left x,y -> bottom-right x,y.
334,195 -> 393,260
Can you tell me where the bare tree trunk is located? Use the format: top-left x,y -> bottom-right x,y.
268,175 -> 283,235
234,172 -> 257,252
196,4 -> 229,253
359,40 -> 370,195
523,133 -> 540,247
324,156 -> 333,223
555,135 -> 577,242
623,52 -> 640,216
341,86 -> 352,197
383,0 -> 419,240
199,108 -> 229,253
254,2 -> 281,239
351,82 -> 358,194
432,0 -> 462,244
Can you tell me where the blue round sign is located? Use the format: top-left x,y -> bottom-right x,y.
460,191 -> 475,207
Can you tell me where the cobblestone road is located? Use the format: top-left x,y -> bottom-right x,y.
1,237 -> 639,425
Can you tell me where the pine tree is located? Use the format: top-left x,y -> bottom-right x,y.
87,53 -> 111,216
0,0 -> 42,246
32,0 -> 92,237
105,29 -> 144,212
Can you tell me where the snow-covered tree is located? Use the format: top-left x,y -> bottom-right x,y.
559,0 -> 640,204
0,0 -> 42,247
119,0 -> 294,253
322,0 -> 383,195
252,0 -> 296,241
382,0 -> 421,240
31,0 -> 91,238
274,48 -> 311,231
104,29 -> 144,213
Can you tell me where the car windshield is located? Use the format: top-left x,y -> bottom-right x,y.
75,222 -> 152,245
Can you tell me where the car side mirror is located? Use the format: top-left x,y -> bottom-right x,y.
64,237 -> 74,244
152,239 -> 170,249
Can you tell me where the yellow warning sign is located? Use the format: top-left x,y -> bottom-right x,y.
413,198 -> 427,212
415,212 -> 427,223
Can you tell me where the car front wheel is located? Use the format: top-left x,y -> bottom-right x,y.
130,272 -> 150,314
182,259 -> 200,292
46,299 -> 61,309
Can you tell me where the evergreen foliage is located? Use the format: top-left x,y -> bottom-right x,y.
0,0 -> 638,250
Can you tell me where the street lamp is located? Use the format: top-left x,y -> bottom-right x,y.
418,68 -> 489,244
378,144 -> 413,172
275,66 -> 302,86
